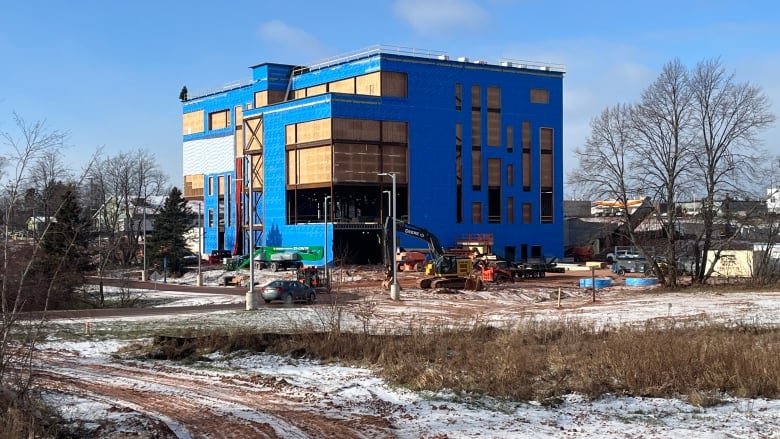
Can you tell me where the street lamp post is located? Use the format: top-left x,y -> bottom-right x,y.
382,190 -> 391,267
324,195 -> 331,286
197,201 -> 203,286
142,197 -> 147,282
379,173 -> 400,300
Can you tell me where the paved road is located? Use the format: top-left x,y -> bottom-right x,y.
87,276 -> 246,295
21,277 -> 248,321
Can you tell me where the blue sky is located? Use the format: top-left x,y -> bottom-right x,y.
1,0 -> 778,192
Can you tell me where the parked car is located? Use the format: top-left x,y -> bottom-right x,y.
182,252 -> 201,266
208,249 -> 232,264
259,280 -> 316,304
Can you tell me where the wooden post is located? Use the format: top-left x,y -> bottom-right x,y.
591,266 -> 597,303
557,287 -> 562,308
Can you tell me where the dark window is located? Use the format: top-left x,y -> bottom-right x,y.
541,191 -> 553,223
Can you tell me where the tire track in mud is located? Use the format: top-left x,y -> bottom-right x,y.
34,349 -> 399,438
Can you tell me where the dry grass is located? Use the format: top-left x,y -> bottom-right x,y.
147,320 -> 780,404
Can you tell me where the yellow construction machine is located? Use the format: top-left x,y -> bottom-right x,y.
382,218 -> 481,290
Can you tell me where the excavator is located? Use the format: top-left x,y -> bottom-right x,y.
382,218 -> 481,290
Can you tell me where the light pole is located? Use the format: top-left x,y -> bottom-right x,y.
379,172 -> 400,300
197,201 -> 203,286
324,195 -> 331,286
142,196 -> 147,282
383,190 -> 391,267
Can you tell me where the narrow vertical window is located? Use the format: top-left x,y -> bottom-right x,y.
540,127 -> 554,223
507,196 -> 514,224
541,191 -> 553,223
487,86 -> 501,147
226,175 -> 232,226
455,83 -> 462,110
506,126 -> 514,153
472,202 -> 482,224
456,123 -> 463,223
522,121 -> 531,191
522,203 -> 532,224
488,158 -> 501,223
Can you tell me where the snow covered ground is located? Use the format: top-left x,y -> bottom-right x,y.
30,267 -> 780,437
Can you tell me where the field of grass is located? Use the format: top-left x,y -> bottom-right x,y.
139,318 -> 780,406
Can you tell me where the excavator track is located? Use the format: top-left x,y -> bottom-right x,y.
418,276 -> 482,291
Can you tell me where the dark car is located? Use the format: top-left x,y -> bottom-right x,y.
259,280 -> 316,304
182,252 -> 201,266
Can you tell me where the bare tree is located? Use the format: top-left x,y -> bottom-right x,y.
688,58 -> 776,283
0,114 -> 69,428
631,59 -> 695,286
88,149 -> 167,268
569,104 -> 652,257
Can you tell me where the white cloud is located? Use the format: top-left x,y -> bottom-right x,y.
393,0 -> 489,36
256,20 -> 330,64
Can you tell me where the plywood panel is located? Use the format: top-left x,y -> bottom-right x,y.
294,89 -> 307,99
506,126 -> 514,152
531,88 -> 549,104
285,124 -> 296,145
234,105 -> 243,127
487,86 -> 501,110
471,150 -> 482,187
209,110 -> 229,130
541,154 -> 553,188
297,145 -> 332,185
523,152 -> 532,188
182,110 -> 204,135
329,78 -> 355,94
488,158 -> 501,186
382,121 -> 407,143
507,196 -> 514,224
183,174 -> 204,199
356,72 -> 381,96
487,112 -> 501,146
471,85 -> 481,109
287,150 -> 297,185
235,126 -> 243,158
254,91 -> 268,108
472,202 -> 482,224
471,110 -> 481,148
540,127 -> 553,151
250,155 -> 263,189
244,117 -> 263,154
381,145 -> 408,184
523,203 -> 532,224
307,84 -> 327,97
333,118 -> 380,142
381,71 -> 407,97
218,175 -> 225,196
333,143 -> 380,182
296,118 -> 332,144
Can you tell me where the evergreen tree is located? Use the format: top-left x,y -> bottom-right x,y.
33,186 -> 91,309
147,187 -> 192,276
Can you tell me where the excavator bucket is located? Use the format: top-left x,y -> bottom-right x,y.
464,276 -> 483,291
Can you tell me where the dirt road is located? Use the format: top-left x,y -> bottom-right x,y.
34,347 -> 401,438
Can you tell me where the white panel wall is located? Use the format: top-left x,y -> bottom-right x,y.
182,135 -> 235,175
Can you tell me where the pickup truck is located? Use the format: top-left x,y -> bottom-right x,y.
255,252 -> 304,272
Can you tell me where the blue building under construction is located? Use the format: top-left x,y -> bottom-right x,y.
181,46 -> 565,265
